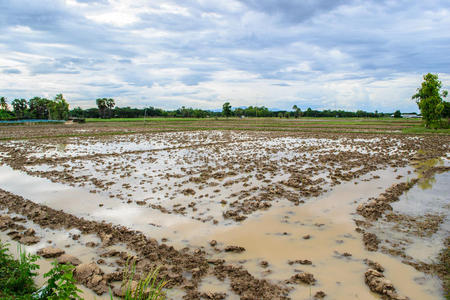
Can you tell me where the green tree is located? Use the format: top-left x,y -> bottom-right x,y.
96,98 -> 115,118
11,98 -> 28,118
96,98 -> 106,118
29,97 -> 51,119
222,102 -> 232,118
105,98 -> 115,118
292,105 -> 302,118
48,94 -> 69,120
0,97 -> 8,111
412,73 -> 448,128
70,107 -> 84,118
442,101 -> 450,118
393,110 -> 402,118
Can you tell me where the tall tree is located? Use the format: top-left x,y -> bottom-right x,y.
105,98 -> 115,118
48,94 -> 69,120
222,102 -> 232,118
96,98 -> 107,118
11,98 -> 28,118
412,73 -> 448,128
292,105 -> 302,118
0,97 -> 8,111
29,97 -> 50,119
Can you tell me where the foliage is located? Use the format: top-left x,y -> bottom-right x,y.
0,96 -> 8,110
443,101 -> 450,119
0,240 -> 83,299
5,94 -> 69,120
29,97 -> 51,119
0,242 -> 39,297
292,105 -> 302,118
4,94 -> 411,121
12,98 -> 28,118
412,73 -> 448,128
48,94 -> 69,120
222,102 -> 232,118
0,109 -> 14,120
393,110 -> 402,118
35,261 -> 82,300
96,98 -> 115,118
113,258 -> 168,300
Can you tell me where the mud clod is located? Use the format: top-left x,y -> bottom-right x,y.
288,259 -> 312,265
57,254 -> 82,266
286,272 -> 316,285
37,247 -> 65,258
364,269 -> 408,300
314,290 -> 326,298
224,246 -> 245,253
363,259 -> 385,272
74,262 -> 108,295
362,232 -> 380,251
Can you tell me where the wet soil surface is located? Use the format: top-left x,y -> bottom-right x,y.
0,127 -> 449,299
355,157 -> 450,298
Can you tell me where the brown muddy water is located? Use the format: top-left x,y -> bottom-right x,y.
0,132 -> 448,299
0,164 -> 446,299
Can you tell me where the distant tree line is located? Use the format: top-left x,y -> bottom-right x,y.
4,94 -> 447,121
68,104 -> 399,119
69,104 -> 218,118
0,94 -> 69,120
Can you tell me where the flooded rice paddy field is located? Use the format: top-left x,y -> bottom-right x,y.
0,125 -> 449,300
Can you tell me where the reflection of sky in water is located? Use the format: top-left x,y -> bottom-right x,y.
394,172 -> 450,217
374,171 -> 450,263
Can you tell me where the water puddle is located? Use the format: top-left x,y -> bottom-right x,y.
0,162 -> 445,299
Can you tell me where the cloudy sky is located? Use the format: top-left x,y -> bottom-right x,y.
0,0 -> 449,112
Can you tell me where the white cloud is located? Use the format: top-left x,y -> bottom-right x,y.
0,0 -> 448,112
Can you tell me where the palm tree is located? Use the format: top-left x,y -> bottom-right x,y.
0,97 -> 7,111
96,98 -> 107,118
105,98 -> 115,118
292,105 -> 301,118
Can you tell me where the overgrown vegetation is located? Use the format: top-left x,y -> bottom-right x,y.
0,240 -> 82,299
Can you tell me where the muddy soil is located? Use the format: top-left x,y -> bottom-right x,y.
0,189 -> 288,299
2,131 -> 447,225
355,158 -> 450,295
0,127 -> 449,299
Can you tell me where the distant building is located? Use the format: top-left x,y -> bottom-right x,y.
402,113 -> 421,118
389,113 -> 421,118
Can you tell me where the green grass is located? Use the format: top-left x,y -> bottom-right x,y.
1,117 -> 447,141
87,117 -> 206,122
111,257 -> 168,300
402,126 -> 450,135
0,240 -> 82,299
0,242 -> 39,297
